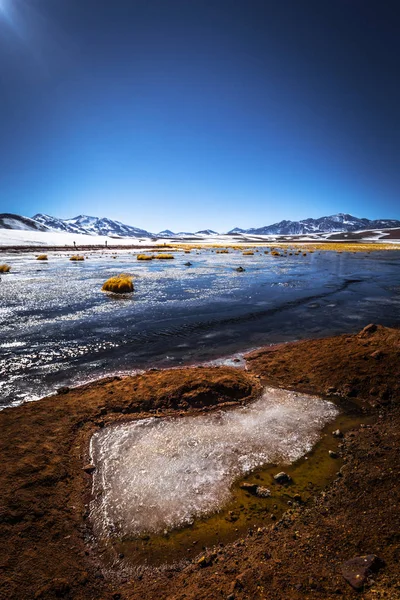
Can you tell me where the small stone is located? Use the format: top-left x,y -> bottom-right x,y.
341,554 -> 384,590
329,451 -> 339,459
359,323 -> 377,337
184,262 -> 192,266
255,486 -> 271,498
274,472 -> 292,484
82,464 -> 96,474
198,555 -> 213,568
332,429 -> 343,438
293,494 -> 302,502
56,386 -> 70,395
235,266 -> 245,272
239,482 -> 271,497
239,482 -> 258,493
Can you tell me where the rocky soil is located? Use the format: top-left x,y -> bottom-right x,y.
0,325 -> 399,599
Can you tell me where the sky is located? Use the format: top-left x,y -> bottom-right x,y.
0,0 -> 399,232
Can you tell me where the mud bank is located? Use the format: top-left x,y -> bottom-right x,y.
0,325 -> 399,599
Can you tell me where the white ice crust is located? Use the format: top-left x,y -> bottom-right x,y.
89,387 -> 338,538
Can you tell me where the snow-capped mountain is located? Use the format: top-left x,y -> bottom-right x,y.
156,229 -> 218,237
228,214 -> 400,235
228,227 -> 246,234
157,229 -> 176,237
0,213 -> 51,232
33,214 -> 89,234
1,211 -> 399,239
33,214 -> 153,238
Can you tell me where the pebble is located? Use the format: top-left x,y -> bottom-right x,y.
82,464 -> 96,474
274,472 -> 292,484
332,429 -> 343,438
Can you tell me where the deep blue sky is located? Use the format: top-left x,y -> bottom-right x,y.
0,0 -> 399,232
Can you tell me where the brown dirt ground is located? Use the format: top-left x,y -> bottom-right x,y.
0,325 -> 399,600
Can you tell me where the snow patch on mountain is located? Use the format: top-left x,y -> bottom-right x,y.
228,213 -> 400,235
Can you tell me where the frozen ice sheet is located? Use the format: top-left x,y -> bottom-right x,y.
89,387 -> 338,538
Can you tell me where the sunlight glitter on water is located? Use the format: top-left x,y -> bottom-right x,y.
89,387 -> 338,538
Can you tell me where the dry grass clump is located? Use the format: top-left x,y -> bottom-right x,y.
102,273 -> 134,294
242,251 -> 254,256
36,254 -> 48,260
271,250 -> 281,256
137,254 -> 154,261
0,264 -> 11,273
154,254 -> 174,260
70,255 -> 84,261
216,249 -> 229,254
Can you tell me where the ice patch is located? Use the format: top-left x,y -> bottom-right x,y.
89,387 -> 338,538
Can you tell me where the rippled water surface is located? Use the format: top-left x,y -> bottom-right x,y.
1,248 -> 399,407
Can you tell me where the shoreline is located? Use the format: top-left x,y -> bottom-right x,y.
1,240 -> 400,253
1,325 -> 399,598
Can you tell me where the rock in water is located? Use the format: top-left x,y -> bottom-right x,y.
341,554 -> 384,590
274,472 -> 291,484
255,486 -> 271,498
332,429 -> 343,438
239,483 -> 271,497
240,482 -> 258,493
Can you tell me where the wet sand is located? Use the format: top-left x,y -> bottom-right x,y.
0,325 -> 399,599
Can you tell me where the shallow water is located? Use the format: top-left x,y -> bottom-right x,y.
0,248 -> 399,407
89,387 -> 338,540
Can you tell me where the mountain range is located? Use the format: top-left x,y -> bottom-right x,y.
227,214 -> 400,235
0,212 -> 399,238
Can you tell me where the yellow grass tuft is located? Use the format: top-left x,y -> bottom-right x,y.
137,254 -> 154,261
154,254 -> 174,259
271,251 -> 281,256
36,254 -> 48,260
0,264 -> 11,273
216,249 -> 229,254
102,274 -> 134,294
242,251 -> 254,256
70,255 -> 84,261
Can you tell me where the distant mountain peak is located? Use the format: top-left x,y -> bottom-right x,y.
32,213 -> 154,238
228,214 -> 400,236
